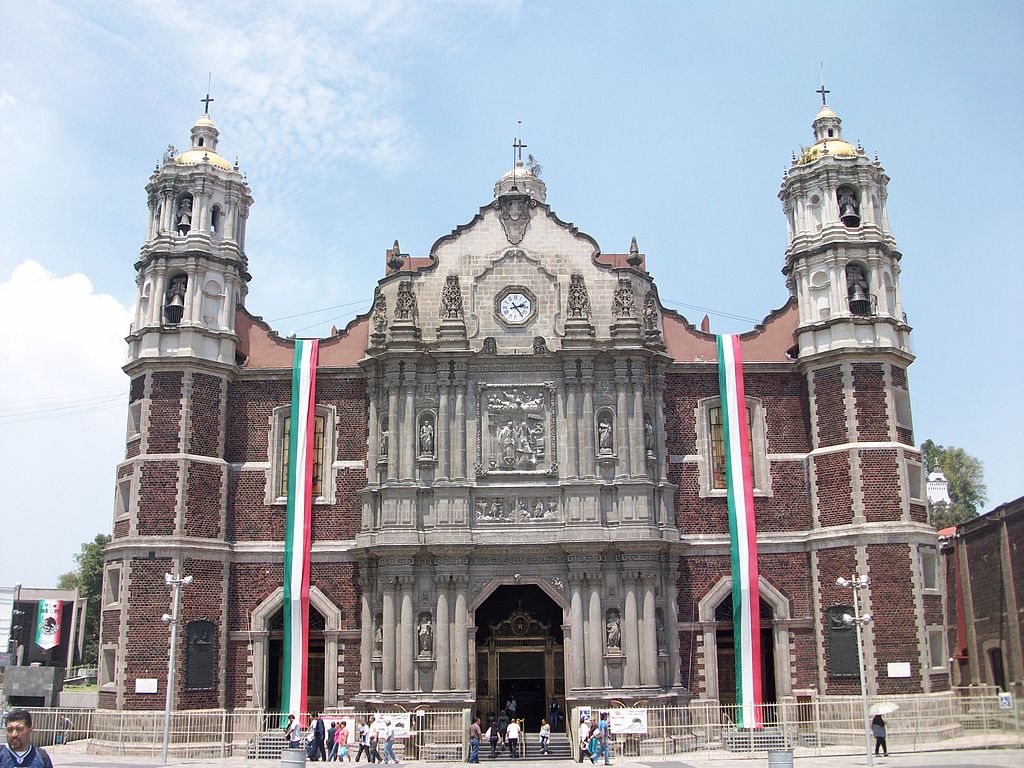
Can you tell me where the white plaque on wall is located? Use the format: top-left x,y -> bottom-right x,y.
135,678 -> 158,694
887,662 -> 911,678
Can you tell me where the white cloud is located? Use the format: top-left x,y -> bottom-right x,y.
0,261 -> 133,587
0,90 -> 14,109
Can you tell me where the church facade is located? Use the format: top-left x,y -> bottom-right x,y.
98,98 -> 947,720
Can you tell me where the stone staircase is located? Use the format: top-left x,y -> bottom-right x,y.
482,732 -> 574,761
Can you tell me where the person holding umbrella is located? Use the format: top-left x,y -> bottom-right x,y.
871,715 -> 888,757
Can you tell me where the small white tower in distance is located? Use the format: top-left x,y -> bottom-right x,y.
128,96 -> 253,366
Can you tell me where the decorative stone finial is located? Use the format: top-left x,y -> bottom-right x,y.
627,236 -> 642,268
388,239 -> 405,272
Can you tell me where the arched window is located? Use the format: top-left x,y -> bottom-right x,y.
269,405 -> 336,505
210,205 -> 223,236
810,270 -> 830,320
698,396 -> 770,496
837,186 -> 860,227
175,193 -> 194,236
708,404 -> 753,491
846,262 -> 873,315
201,279 -> 224,327
164,273 -> 187,325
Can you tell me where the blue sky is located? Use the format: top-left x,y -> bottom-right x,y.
1,1 -> 1021,587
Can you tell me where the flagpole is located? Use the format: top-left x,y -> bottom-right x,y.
161,572 -> 192,765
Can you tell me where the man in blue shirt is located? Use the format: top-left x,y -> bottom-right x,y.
597,712 -> 611,765
1,710 -> 53,768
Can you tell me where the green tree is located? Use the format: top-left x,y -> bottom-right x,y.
920,439 -> 987,529
56,533 -> 111,665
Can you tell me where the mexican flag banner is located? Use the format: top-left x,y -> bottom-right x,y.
716,334 -> 763,729
35,600 -> 62,650
281,339 -> 318,720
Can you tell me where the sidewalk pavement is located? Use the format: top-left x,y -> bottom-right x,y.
39,743 -> 1024,768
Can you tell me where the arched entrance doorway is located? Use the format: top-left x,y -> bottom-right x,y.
713,597 -> 776,708
474,585 -> 564,729
267,606 -> 326,714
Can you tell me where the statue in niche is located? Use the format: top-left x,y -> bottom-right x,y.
176,196 -> 193,235
644,413 -> 655,454
567,274 -> 591,319
498,198 -> 532,245
440,274 -> 464,319
481,337 -> 497,355
606,609 -> 621,649
533,336 -> 548,354
417,614 -> 433,655
598,417 -> 614,454
374,618 -> 383,654
643,289 -> 660,332
371,294 -> 388,335
612,277 -> 637,318
656,610 -> 666,653
419,418 -> 434,456
379,419 -> 389,459
394,280 -> 418,322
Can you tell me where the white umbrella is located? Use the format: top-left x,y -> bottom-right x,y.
868,702 -> 900,716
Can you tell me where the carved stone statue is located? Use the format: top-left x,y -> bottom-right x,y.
481,337 -> 497,355
419,419 -> 434,456
644,413 -> 655,454
440,274 -> 464,319
567,274 -> 591,319
606,610 -> 621,649
612,277 -> 637,318
656,610 -> 666,653
532,336 -> 548,354
643,289 -> 659,332
394,280 -> 418,322
598,418 -> 614,454
498,194 -> 532,245
374,621 -> 383,654
497,421 -> 517,466
418,614 -> 433,655
371,293 -> 388,335
379,419 -> 389,459
176,196 -> 193,236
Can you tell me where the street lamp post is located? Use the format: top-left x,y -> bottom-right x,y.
837,574 -> 874,767
161,572 -> 192,766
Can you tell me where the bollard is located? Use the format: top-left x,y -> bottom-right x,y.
281,747 -> 308,766
767,748 -> 794,768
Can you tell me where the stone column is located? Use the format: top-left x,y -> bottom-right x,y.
615,371 -> 631,475
639,574 -> 658,686
565,380 -> 579,478
654,373 -> 668,484
400,576 -> 415,690
402,378 -> 416,481
381,579 -> 396,691
631,380 -> 646,477
569,578 -> 586,691
360,576 -> 373,692
453,377 -> 466,479
186,269 -> 202,323
580,374 -> 596,478
435,577 -> 451,690
151,270 -> 167,326
386,384 -> 400,482
666,578 -> 681,687
161,190 -> 174,232
623,577 -> 640,687
453,577 -> 469,690
437,381 -> 450,480
223,195 -> 237,242
367,381 -> 380,481
586,578 -> 603,688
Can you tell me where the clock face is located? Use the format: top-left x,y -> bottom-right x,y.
499,291 -> 533,324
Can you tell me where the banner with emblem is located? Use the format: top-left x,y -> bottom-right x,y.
35,600 -> 62,650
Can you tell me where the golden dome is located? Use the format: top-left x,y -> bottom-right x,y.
797,139 -> 858,165
174,148 -> 234,171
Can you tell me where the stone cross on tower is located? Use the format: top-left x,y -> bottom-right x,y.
201,74 -> 215,114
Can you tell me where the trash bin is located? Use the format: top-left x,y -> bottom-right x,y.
767,749 -> 793,768
281,747 -> 307,766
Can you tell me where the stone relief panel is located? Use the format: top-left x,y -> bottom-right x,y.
474,495 -> 561,524
475,383 -> 557,476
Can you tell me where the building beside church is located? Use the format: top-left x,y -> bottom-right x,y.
98,95 -> 946,721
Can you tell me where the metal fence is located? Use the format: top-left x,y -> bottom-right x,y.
567,692 -> 1023,761
14,691 -> 1023,761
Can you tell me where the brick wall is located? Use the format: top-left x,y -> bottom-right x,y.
910,503 -> 928,524
867,544 -> 923,694
852,363 -> 889,441
816,547 -> 861,695
188,373 -> 223,458
663,372 -> 717,456
185,463 -> 223,539
123,558 -> 174,710
859,450 -> 902,522
225,379 -> 290,463
137,461 -> 178,536
812,365 -> 846,447
745,372 -> 811,453
890,366 -> 908,390
813,452 -> 852,526
149,372 -> 183,453
178,558 -> 225,709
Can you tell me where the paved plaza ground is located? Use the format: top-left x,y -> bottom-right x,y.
38,742 -> 1024,768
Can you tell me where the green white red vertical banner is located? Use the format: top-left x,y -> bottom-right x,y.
35,600 -> 62,650
716,334 -> 763,729
282,339 -> 318,719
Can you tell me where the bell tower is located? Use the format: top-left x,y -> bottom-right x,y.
127,105 -> 253,366
780,94 -> 910,359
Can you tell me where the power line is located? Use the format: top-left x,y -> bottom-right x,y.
660,297 -> 761,325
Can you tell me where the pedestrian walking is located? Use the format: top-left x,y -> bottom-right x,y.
539,719 -> 550,755
381,718 -> 399,764
468,716 -> 482,763
356,719 -> 373,763
487,719 -> 499,759
505,718 -> 520,758
872,714 -> 888,757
